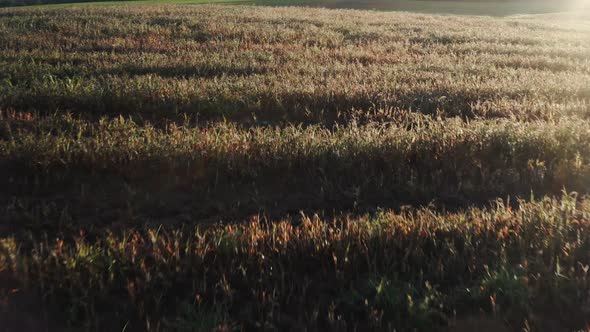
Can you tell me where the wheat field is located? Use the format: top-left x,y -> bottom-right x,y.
1,4 -> 590,331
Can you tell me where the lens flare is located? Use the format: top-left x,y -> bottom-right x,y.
569,0 -> 590,11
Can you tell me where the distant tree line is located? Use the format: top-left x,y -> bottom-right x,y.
0,0 -> 569,9
0,0 -> 134,7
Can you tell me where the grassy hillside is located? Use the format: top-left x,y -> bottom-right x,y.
0,4 -> 590,331
2,0 -> 585,17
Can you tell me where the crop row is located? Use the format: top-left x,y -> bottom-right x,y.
1,193 -> 589,330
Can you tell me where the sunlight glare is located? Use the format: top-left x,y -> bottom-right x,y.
569,0 -> 590,11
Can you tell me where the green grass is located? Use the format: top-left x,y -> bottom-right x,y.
1,4 -> 590,331
35,0 -> 250,7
